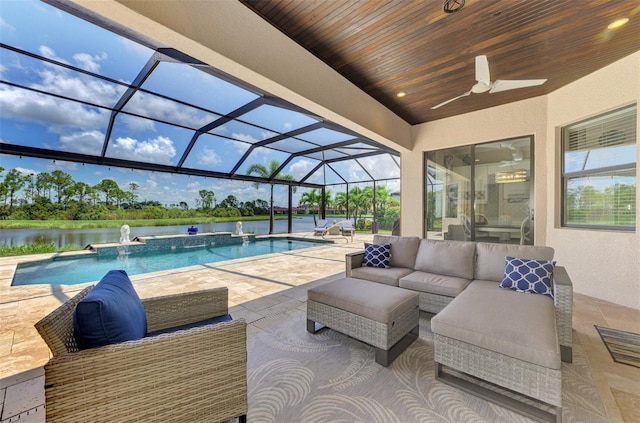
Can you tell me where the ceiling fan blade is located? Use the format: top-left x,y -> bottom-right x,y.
490,79 -> 547,93
475,55 -> 490,86
431,91 -> 471,109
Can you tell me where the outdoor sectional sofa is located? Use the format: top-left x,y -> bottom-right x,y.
346,235 -> 573,423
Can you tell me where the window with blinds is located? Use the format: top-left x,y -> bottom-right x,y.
562,104 -> 636,230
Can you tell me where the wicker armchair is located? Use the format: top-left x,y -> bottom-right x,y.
35,286 -> 247,423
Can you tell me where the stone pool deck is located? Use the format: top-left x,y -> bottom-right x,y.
0,231 -> 368,422
1,232 -> 639,423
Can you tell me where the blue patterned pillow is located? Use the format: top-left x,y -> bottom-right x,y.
363,243 -> 391,269
500,256 -> 556,298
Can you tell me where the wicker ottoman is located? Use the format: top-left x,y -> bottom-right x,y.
307,277 -> 419,366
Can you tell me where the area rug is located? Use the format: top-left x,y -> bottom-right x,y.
246,310 -> 610,423
594,325 -> 640,368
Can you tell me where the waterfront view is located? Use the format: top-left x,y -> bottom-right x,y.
0,216 -> 323,249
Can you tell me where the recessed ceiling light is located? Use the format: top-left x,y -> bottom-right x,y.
608,18 -> 629,30
397,92 -> 406,98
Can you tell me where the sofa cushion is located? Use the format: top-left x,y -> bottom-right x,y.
475,242 -> 554,282
372,235 -> 420,268
413,239 -> 476,279
73,270 -> 147,350
431,280 -> 560,369
363,243 -> 391,268
500,256 -> 555,298
308,277 -> 418,324
350,266 -> 414,287
399,271 -> 471,297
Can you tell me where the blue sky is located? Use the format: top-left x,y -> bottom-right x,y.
0,1 -> 400,208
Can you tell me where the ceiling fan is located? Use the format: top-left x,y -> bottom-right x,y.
431,55 -> 547,109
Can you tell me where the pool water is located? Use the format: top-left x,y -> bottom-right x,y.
12,238 -> 327,286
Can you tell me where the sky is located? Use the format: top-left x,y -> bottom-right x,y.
0,0 -> 400,208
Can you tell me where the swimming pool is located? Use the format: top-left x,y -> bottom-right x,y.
12,238 -> 328,286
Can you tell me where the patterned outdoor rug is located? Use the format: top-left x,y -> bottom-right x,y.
246,310 -> 610,423
595,325 -> 640,368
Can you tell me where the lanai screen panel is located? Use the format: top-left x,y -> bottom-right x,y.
182,134 -> 250,173
357,154 -> 401,180
0,0 -> 399,192
142,62 -> 259,116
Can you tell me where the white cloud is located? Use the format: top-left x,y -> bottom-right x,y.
109,136 -> 176,165
73,52 -> 107,73
0,17 -> 15,33
14,167 -> 38,176
232,132 -> 260,144
39,46 -> 67,64
59,130 -> 104,155
47,160 -> 78,171
125,91 -> 213,129
197,147 -> 221,166
0,84 -> 111,132
288,159 -> 316,180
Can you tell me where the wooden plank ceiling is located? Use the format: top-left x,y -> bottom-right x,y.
241,0 -> 640,125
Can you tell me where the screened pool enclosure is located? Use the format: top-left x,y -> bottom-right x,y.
0,1 -> 400,232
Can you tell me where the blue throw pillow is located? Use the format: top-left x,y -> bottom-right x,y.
363,243 -> 391,269
73,270 -> 147,350
500,256 -> 556,299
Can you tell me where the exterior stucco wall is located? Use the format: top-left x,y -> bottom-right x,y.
547,52 -> 640,310
407,53 -> 639,309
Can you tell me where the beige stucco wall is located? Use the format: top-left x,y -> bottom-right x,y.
546,52 -> 640,310
408,52 -> 639,309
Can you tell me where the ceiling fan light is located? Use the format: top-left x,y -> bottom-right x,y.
471,82 -> 491,94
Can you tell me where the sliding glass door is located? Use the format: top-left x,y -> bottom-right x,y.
425,136 -> 533,244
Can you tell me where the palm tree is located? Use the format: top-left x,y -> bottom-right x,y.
299,188 -> 323,225
246,160 -> 295,234
334,192 -> 348,218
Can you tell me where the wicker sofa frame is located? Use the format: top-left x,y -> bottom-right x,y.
433,270 -> 570,423
346,238 -> 573,423
35,286 -> 247,423
346,248 -> 573,362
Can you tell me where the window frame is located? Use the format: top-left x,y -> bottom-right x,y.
560,105 -> 637,232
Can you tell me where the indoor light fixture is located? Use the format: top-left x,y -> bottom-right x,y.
608,18 -> 629,30
396,92 -> 406,98
495,170 -> 528,184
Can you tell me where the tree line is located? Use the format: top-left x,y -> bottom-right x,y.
0,166 -> 400,229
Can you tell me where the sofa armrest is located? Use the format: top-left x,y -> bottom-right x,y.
346,251 -> 365,277
553,266 -> 573,362
44,319 -> 247,422
142,287 -> 228,333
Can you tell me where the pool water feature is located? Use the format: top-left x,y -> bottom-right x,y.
12,237 -> 329,286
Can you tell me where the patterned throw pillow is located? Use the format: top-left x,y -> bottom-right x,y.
363,243 -> 391,269
499,256 -> 556,299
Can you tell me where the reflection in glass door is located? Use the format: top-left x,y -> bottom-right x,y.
425,137 -> 533,244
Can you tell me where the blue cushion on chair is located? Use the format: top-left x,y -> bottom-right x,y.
363,243 -> 391,269
73,270 -> 147,350
499,256 -> 556,299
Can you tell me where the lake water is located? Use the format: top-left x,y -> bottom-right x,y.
1,216 -> 334,249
